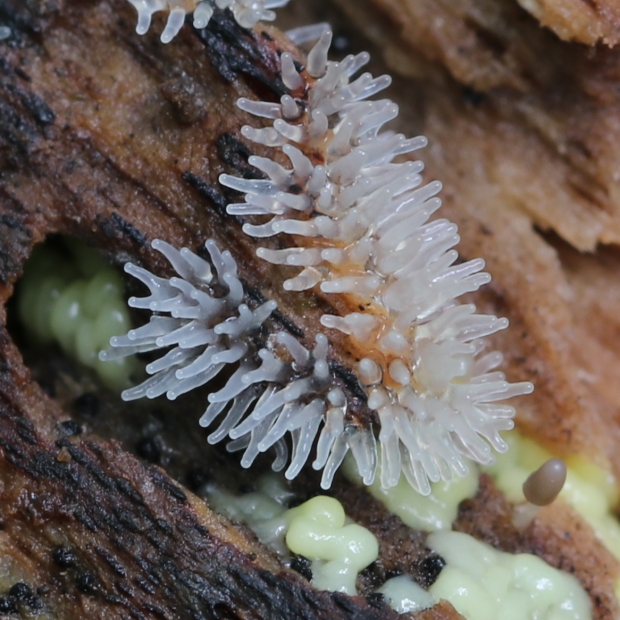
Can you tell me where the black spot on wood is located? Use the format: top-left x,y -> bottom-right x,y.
333,592 -> 361,614
185,467 -> 210,492
21,91 -> 55,126
8,582 -> 42,610
415,554 -> 445,588
290,556 -> 312,581
0,211 -> 31,285
73,393 -> 100,418
14,416 -> 37,444
462,86 -> 485,106
52,546 -> 77,569
182,171 -> 229,218
8,582 -> 32,602
0,93 -> 40,154
115,478 -> 144,505
0,595 -> 16,614
0,0 -> 45,36
216,132 -> 263,180
13,67 -> 31,83
135,437 -> 161,464
96,212 -> 148,249
75,570 -> 98,595
194,10 -> 286,98
330,361 -> 367,401
59,420 -> 83,436
96,547 -> 128,578
366,592 -> 386,609
384,568 -> 403,579
149,468 -> 187,504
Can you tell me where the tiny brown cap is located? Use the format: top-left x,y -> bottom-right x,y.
522,458 -> 567,507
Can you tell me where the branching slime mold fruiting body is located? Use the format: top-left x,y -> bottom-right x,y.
104,19 -> 533,494
126,0 -> 289,43
101,239 -> 367,486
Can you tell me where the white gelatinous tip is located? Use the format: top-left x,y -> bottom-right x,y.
127,0 -> 164,35
309,109 -> 328,139
379,330 -> 409,355
161,7 -> 186,43
241,124 -> 285,147
358,358 -> 382,386
285,22 -> 331,46
136,12 -> 153,35
193,1 -> 214,28
320,314 -> 348,334
521,382 -> 535,395
237,97 -> 282,120
497,317 -> 510,331
321,248 -> 343,264
274,118 -> 305,143
307,30 -> 332,78
283,267 -> 322,291
388,359 -> 411,386
367,387 -> 389,411
280,95 -> 300,120
327,388 -> 346,408
349,429 -> 377,486
281,53 -> 303,91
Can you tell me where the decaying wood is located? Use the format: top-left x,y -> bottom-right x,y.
334,0 -> 620,253
306,0 -> 620,613
0,0 -> 619,618
515,0 -> 620,46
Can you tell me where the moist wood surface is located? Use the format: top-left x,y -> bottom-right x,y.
0,0 -> 618,618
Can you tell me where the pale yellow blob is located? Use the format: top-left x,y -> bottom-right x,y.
206,474 -> 378,595
484,433 -> 620,564
18,240 -> 138,390
342,451 -> 479,532
428,531 -> 592,620
285,496 -> 379,594
378,575 -> 436,614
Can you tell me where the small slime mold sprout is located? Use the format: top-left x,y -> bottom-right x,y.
126,0 -> 289,43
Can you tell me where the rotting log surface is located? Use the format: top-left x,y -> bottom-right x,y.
514,0 -> 620,46
335,0 -> 620,252
0,0 -> 618,618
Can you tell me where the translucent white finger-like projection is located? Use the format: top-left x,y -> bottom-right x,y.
101,240 -> 377,488
220,31 -> 534,494
126,0 -> 289,43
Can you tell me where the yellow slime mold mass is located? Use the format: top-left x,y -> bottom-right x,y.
18,239 -> 138,391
